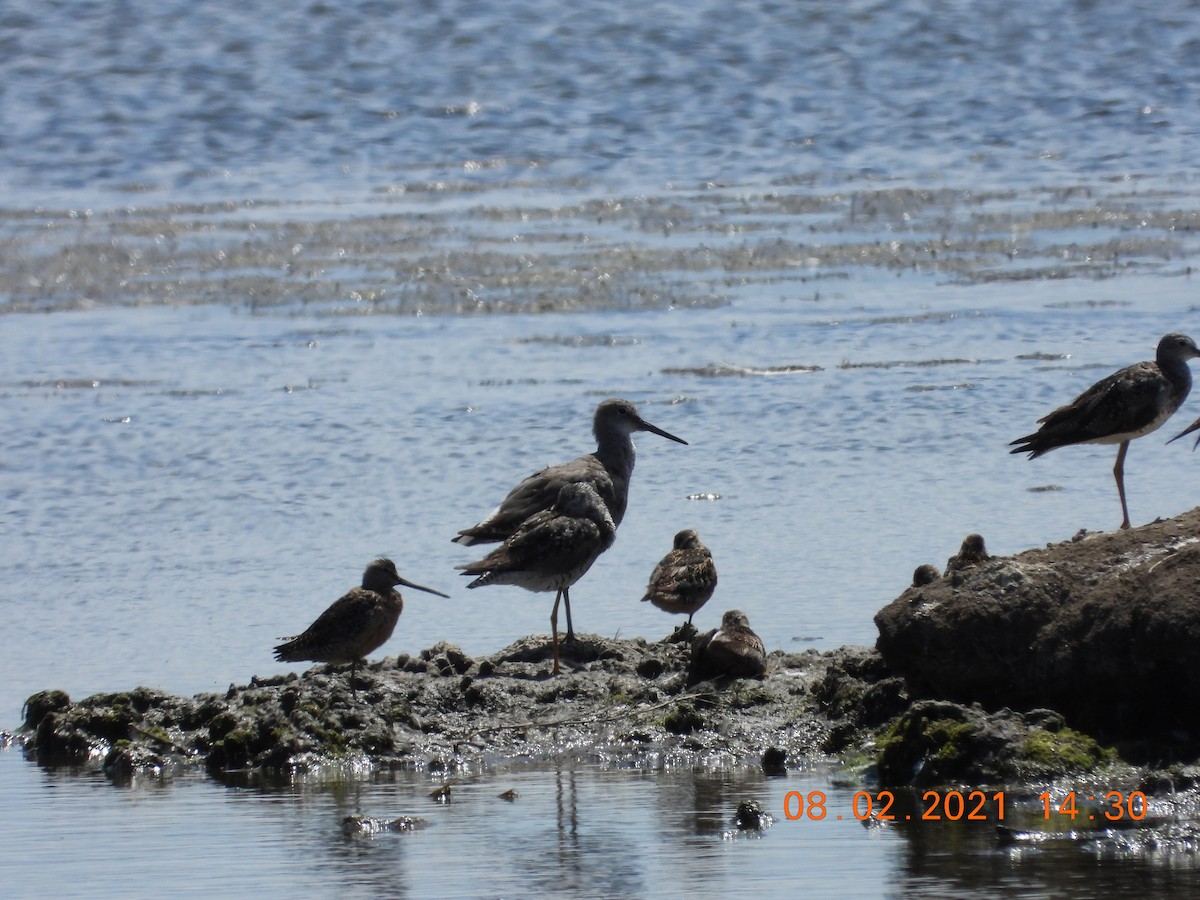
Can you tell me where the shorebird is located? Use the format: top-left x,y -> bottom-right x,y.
945,533 -> 990,575
911,564 -> 941,587
689,610 -> 767,683
454,398 -> 687,637
274,558 -> 449,693
641,529 -> 717,633
1010,332 -> 1200,530
456,481 -> 616,675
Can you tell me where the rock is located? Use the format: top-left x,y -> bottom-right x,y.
875,699 -> 1114,786
734,799 -> 772,830
342,815 -> 427,836
760,746 -> 787,775
22,690 -> 70,730
14,633 -> 833,780
875,510 -> 1200,743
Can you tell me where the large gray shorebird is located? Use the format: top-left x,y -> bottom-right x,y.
641,529 -> 717,630
456,481 -> 616,675
1010,332 -> 1200,529
454,398 -> 687,636
274,558 -> 448,692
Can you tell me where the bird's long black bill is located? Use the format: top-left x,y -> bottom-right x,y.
642,420 -> 689,446
1166,416 -> 1200,449
399,578 -> 451,598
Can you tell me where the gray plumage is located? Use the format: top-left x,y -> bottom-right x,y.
453,398 -> 687,547
1010,333 -> 1200,529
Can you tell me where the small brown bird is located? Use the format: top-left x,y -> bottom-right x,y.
641,529 -> 717,633
911,563 -> 941,587
274,558 -> 448,692
1010,332 -> 1200,530
456,481 -> 617,675
945,533 -> 990,575
688,609 -> 767,683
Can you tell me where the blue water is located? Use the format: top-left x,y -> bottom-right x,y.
5,0 -> 1200,894
2,0 -> 1198,206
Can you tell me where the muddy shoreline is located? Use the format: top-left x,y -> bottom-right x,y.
16,510 -> 1200,813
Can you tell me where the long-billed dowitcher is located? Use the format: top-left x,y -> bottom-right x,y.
641,529 -> 717,633
688,609 -> 767,683
1010,333 -> 1200,529
274,558 -> 449,693
456,481 -> 616,675
454,397 -> 686,637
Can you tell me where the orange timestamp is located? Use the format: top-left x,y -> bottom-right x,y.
783,789 -> 1151,823
1039,791 -> 1147,822
783,789 -> 1007,822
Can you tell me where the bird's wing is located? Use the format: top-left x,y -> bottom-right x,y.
457,456 -> 613,542
645,549 -> 715,598
1037,362 -> 1172,440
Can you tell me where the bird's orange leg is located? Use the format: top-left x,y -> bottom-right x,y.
1113,440 -> 1131,530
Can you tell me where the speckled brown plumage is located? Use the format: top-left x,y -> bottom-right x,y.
274,558 -> 448,692
457,481 -> 617,674
641,529 -> 717,626
688,609 -> 767,683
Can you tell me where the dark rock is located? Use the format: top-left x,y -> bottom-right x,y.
636,657 -> 667,679
342,815 -> 427,836
876,699 -> 1114,786
735,800 -> 772,830
875,510 -> 1200,743
761,746 -> 787,775
22,690 -> 70,730
421,642 -> 473,675
663,701 -> 706,735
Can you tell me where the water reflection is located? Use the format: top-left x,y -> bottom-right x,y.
10,748 -> 1200,896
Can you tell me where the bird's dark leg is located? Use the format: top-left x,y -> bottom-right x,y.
1113,440 -> 1131,530
549,590 -> 562,675
349,659 -> 359,699
561,586 -> 575,642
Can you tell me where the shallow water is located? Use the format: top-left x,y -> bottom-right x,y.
3,0 -> 1199,207
5,750 -> 1200,899
6,0 -> 1200,894
7,270 -> 1200,720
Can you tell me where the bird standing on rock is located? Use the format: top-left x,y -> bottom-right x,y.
688,609 -> 767,683
641,529 -> 717,635
274,558 -> 449,694
945,533 -> 990,576
456,481 -> 617,675
1010,332 -> 1200,530
453,397 -> 687,638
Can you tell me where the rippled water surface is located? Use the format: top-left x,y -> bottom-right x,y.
3,0 -> 1200,204
6,0 -> 1200,894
